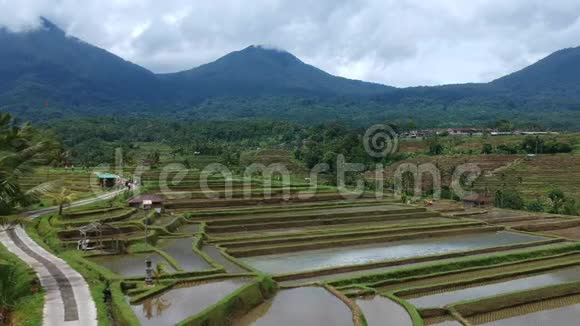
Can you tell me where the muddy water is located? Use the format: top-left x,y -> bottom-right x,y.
89,253 -> 175,277
157,238 -> 211,271
130,279 -> 247,325
203,245 -> 247,273
355,296 -> 412,326
241,231 -> 548,274
233,287 -> 353,326
409,266 -> 580,308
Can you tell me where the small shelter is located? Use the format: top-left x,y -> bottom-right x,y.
97,173 -> 120,188
77,222 -> 121,253
127,194 -> 165,213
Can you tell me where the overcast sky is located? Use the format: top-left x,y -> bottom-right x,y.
1,0 -> 580,87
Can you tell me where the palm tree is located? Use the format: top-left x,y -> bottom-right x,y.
46,187 -> 74,216
0,112 -> 59,213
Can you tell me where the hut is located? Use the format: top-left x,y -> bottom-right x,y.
127,195 -> 165,213
97,173 -> 120,188
462,194 -> 492,208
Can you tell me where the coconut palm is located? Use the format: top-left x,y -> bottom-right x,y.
46,187 -> 74,216
0,112 -> 58,213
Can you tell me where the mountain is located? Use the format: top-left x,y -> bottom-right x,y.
160,45 -> 392,101
1,18 -> 580,128
0,19 -> 391,110
492,47 -> 580,99
0,18 -> 160,108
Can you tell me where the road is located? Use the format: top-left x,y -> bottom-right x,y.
23,189 -> 126,218
0,189 -> 128,325
0,226 -> 98,326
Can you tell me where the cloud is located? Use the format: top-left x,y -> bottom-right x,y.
1,0 -> 580,87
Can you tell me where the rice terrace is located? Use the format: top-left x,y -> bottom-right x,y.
2,2 -> 580,326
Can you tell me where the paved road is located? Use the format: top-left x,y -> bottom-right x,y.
0,189 -> 129,325
0,226 -> 98,326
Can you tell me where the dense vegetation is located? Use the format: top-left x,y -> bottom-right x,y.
0,113 -> 62,213
3,19 -> 580,130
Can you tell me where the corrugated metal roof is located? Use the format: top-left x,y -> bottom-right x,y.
127,195 -> 165,203
96,173 -> 120,179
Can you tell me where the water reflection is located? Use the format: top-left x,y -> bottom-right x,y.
158,238 -> 211,271
241,231 -> 548,274
130,279 -> 247,325
410,266 -> 580,308
141,296 -> 172,319
234,287 -> 353,326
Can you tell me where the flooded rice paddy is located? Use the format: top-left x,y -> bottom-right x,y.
176,223 -> 200,234
355,296 -> 412,326
89,253 -> 175,277
241,231 -> 548,274
157,238 -> 211,271
233,287 -> 353,326
202,244 -> 248,273
280,242 -> 567,286
409,265 -> 580,308
130,279 -> 247,325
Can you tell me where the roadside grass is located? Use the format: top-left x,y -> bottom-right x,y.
25,217 -> 112,326
10,291 -> 44,326
0,239 -> 44,326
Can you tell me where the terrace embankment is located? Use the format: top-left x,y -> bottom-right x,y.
402,264 -> 580,309
467,292 -> 580,325
165,192 -> 372,209
512,218 -> 580,240
473,154 -> 580,200
377,251 -> 580,293
207,211 -> 451,234
181,199 -> 396,216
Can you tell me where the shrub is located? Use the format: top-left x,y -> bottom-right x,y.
548,188 -> 566,214
481,143 -> 493,154
494,189 -> 524,210
526,199 -> 546,212
563,198 -> 579,216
